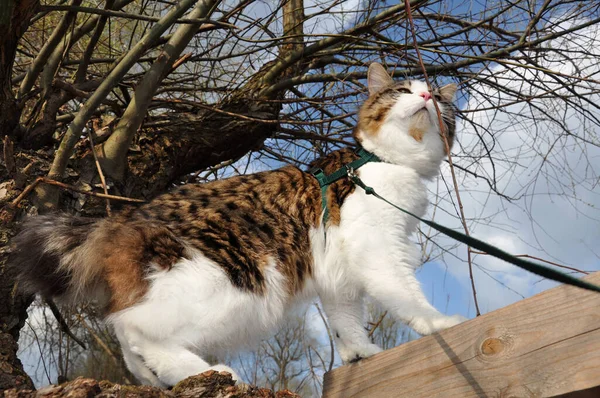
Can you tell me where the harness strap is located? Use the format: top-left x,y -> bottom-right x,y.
310,147 -> 381,225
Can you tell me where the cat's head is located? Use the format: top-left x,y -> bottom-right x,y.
354,62 -> 457,179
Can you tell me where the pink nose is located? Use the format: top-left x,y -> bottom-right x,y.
419,92 -> 432,101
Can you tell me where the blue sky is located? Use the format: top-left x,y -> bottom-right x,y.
418,262 -> 470,316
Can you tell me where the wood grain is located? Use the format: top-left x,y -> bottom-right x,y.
323,272 -> 600,398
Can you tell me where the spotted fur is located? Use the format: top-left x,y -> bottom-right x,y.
129,166 -> 323,294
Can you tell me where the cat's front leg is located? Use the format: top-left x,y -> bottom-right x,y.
344,237 -> 467,335
359,261 -> 466,335
320,292 -> 382,364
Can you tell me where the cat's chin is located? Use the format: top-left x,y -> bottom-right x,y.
404,108 -> 434,141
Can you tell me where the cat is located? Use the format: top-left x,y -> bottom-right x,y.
9,62 -> 466,387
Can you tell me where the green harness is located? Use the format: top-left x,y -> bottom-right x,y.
309,147 -> 380,225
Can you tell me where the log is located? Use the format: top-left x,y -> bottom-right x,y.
323,272 -> 600,397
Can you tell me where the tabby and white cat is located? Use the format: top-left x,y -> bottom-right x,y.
10,62 -> 466,387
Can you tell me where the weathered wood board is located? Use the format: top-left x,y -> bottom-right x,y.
323,272 -> 600,398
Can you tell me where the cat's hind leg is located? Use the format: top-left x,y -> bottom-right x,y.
133,341 -> 239,387
114,323 -> 163,386
118,325 -> 239,387
320,291 -> 382,364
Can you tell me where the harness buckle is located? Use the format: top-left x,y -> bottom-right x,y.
309,167 -> 324,177
345,165 -> 357,179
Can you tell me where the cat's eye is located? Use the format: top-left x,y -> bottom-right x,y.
395,87 -> 411,94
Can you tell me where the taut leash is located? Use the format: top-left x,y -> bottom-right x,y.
344,168 -> 600,293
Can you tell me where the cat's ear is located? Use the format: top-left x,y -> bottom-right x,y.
368,63 -> 393,95
439,83 -> 458,102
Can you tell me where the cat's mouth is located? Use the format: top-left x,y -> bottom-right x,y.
411,108 -> 431,122
411,105 -> 429,117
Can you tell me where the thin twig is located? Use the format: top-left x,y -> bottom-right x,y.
39,177 -> 145,203
171,52 -> 192,71
470,251 -> 590,275
45,299 -> 87,350
87,129 -> 112,216
27,320 -> 52,385
53,79 -> 91,98
77,315 -> 133,384
368,311 -> 388,338
10,177 -> 144,209
39,4 -> 238,29
9,178 -> 42,208
404,0 -> 481,316
153,98 -> 355,125
314,303 -> 335,372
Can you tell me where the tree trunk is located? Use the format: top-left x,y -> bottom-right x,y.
0,0 -> 38,139
0,223 -> 34,392
0,0 -> 39,392
123,98 -> 281,198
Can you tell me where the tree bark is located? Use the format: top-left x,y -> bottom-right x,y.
0,223 -> 34,392
3,371 -> 301,397
0,0 -> 38,392
0,0 -> 39,139
122,99 -> 281,198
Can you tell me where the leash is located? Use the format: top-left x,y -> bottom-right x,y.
346,169 -> 600,293
309,148 -> 600,293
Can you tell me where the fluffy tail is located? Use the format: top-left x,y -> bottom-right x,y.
9,214 -> 187,312
9,214 -> 105,304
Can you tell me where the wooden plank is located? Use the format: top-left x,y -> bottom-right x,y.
323,272 -> 600,398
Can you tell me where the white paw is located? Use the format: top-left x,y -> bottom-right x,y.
339,343 -> 383,364
209,365 -> 241,383
410,314 -> 468,335
445,314 -> 468,328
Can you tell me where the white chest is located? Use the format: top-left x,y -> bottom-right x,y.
340,163 -> 429,236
